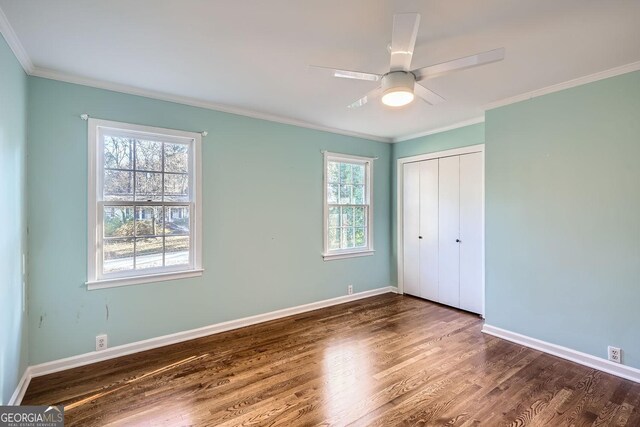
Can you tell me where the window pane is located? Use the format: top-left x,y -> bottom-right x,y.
135,237 -> 163,270
135,172 -> 163,201
164,173 -> 189,201
327,161 -> 339,183
327,184 -> 338,204
342,227 -> 355,248
352,164 -> 365,184
328,228 -> 341,250
165,236 -> 190,266
339,185 -> 351,204
164,143 -> 189,173
104,136 -> 132,169
135,206 -> 163,236
103,238 -> 134,273
104,206 -> 134,237
353,185 -> 364,205
135,139 -> 162,171
341,207 -> 353,226
340,163 -> 352,184
104,170 -> 133,201
328,207 -> 340,227
354,207 -> 365,227
355,227 -> 366,247
165,206 -> 190,235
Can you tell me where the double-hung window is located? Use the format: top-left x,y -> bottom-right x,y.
323,152 -> 374,260
87,119 -> 202,289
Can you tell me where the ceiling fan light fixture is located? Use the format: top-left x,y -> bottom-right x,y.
382,90 -> 414,107
381,71 -> 415,107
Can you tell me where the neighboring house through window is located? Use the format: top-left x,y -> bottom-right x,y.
87,119 -> 202,289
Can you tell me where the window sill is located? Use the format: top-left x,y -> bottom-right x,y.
86,269 -> 204,290
323,250 -> 375,261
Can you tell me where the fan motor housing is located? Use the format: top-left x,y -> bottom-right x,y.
382,71 -> 415,95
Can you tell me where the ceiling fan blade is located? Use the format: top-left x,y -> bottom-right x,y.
412,48 -> 505,81
414,84 -> 445,105
308,65 -> 381,82
390,13 -> 421,71
347,87 -> 382,109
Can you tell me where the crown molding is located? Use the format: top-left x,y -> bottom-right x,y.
484,61 -> 640,111
0,5 -> 33,73
392,116 -> 485,143
0,3 -> 389,143
29,66 -> 391,143
3,1 -> 640,144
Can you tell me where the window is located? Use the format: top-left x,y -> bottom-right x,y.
87,119 -> 202,289
323,152 -> 374,260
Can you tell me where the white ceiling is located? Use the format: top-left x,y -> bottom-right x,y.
1,0 -> 640,141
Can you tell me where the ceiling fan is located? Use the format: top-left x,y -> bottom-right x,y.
310,13 -> 505,108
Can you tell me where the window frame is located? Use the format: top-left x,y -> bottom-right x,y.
322,151 -> 375,261
87,119 -> 203,290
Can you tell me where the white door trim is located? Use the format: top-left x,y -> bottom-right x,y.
396,144 -> 485,316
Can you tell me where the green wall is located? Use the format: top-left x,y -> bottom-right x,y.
390,123 -> 485,282
27,77 -> 392,364
485,70 -> 640,369
0,35 -> 29,404
8,34 -> 640,381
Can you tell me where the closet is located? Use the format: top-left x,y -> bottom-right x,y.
402,150 -> 483,314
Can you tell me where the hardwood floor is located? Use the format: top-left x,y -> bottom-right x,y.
23,293 -> 640,426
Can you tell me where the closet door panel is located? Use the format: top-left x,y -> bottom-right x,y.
438,156 -> 460,308
459,152 -> 484,314
419,159 -> 439,301
402,162 -> 420,297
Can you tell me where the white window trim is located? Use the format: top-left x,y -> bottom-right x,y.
322,151 -> 375,261
86,119 -> 203,290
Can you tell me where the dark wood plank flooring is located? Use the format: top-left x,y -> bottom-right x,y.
23,294 -> 640,426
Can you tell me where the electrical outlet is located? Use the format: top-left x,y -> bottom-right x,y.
96,334 -> 108,351
347,285 -> 353,295
608,346 -> 621,363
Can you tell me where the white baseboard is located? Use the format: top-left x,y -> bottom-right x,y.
482,324 -> 640,384
8,366 -> 32,405
16,286 -> 397,398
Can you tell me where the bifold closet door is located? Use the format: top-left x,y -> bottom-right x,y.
438,156 -> 460,308
459,152 -> 483,313
402,162 -> 420,297
418,159 -> 439,301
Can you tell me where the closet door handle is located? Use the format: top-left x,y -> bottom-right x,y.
456,239 -> 461,243
418,236 -> 423,239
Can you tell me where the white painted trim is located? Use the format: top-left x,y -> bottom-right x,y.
29,66 -> 390,143
0,6 -> 34,73
7,367 -> 32,405
323,250 -> 375,261
397,144 -> 485,163
87,269 -> 204,290
482,324 -> 640,384
28,287 -> 397,378
485,61 -> 640,111
396,144 -> 485,316
392,117 -> 485,143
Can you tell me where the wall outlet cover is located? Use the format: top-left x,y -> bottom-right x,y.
608,346 -> 621,363
96,334 -> 108,351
